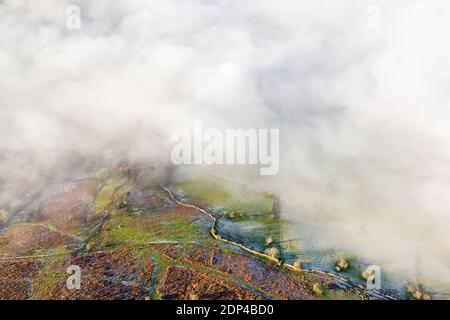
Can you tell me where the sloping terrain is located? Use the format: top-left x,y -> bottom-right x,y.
0,164 -> 393,300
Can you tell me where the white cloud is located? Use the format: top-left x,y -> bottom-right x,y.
1,0 -> 450,287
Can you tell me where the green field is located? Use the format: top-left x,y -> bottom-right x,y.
173,179 -> 273,215
172,179 -> 283,258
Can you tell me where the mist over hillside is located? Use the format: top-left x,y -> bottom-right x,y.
1,0 -> 450,288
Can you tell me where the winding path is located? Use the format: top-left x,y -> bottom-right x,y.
161,185 -> 396,300
0,180 -> 396,300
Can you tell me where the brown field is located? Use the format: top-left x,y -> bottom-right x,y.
0,167 -> 387,300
